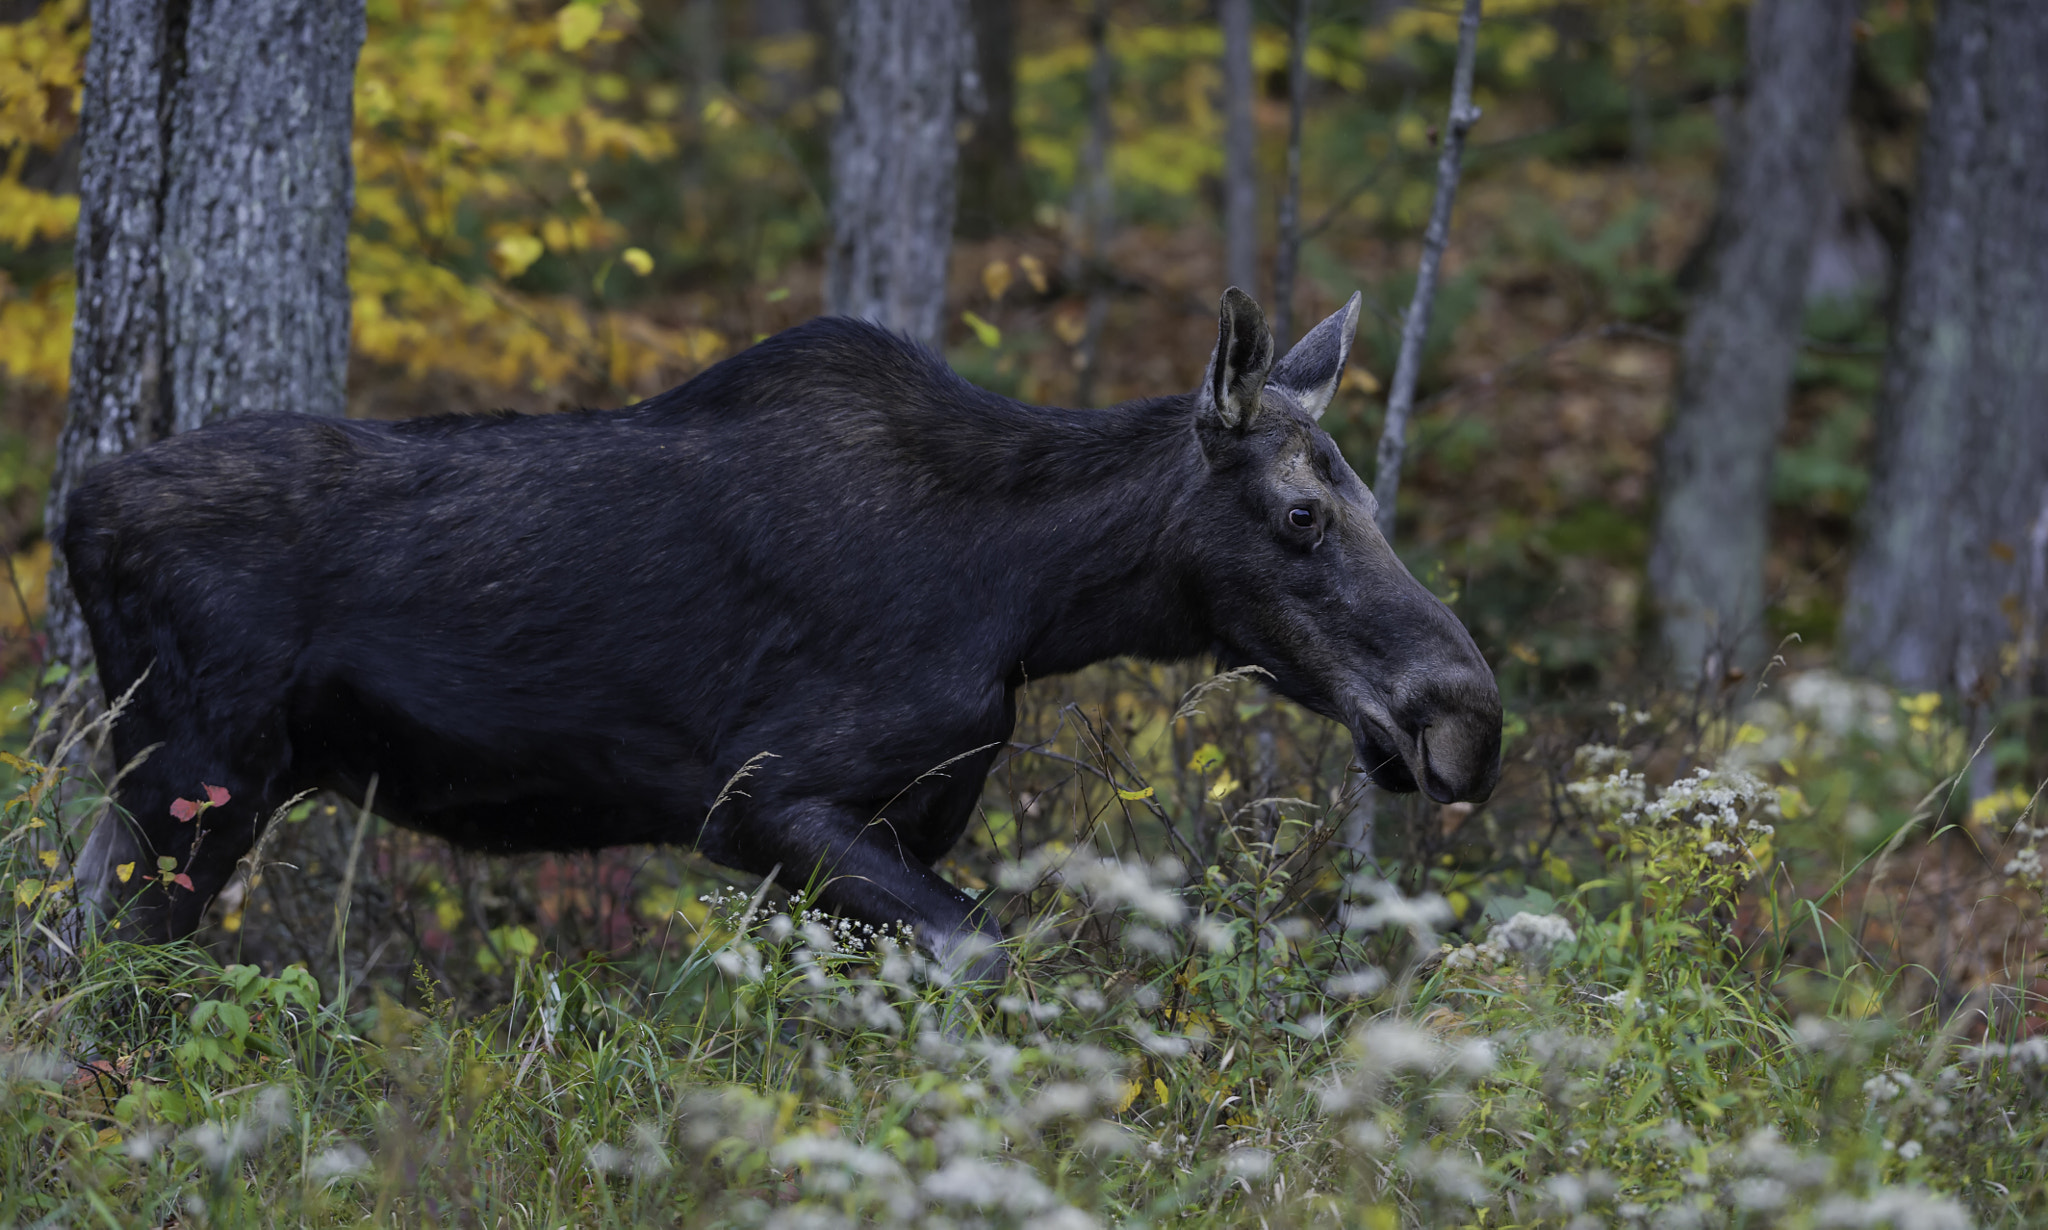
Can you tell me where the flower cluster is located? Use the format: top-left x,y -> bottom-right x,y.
1441,911 -> 1578,973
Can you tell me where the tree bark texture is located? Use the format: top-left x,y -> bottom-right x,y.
1646,0 -> 1856,682
1840,0 -> 2048,702
956,0 -> 1026,238
42,0 -> 362,692
1218,0 -> 1257,295
826,0 -> 971,348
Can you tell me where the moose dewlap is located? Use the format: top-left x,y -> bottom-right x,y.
63,289 -> 1501,975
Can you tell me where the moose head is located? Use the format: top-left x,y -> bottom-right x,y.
1185,288 -> 1502,804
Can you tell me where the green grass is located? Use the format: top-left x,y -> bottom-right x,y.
0,666 -> 2043,1228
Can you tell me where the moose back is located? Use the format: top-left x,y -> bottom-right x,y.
64,290 -> 1501,973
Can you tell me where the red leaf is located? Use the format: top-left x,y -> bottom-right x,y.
169,798 -> 199,822
203,783 -> 230,807
169,873 -> 194,891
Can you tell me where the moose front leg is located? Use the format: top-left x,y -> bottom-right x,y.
718,799 -> 1006,982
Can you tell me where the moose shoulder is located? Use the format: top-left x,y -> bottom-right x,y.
65,289 -> 1500,974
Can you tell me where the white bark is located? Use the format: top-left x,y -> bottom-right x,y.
1841,0 -> 2048,703
826,0 -> 971,348
1647,0 -> 1856,682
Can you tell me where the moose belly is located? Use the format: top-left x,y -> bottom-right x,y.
283,674 -> 713,854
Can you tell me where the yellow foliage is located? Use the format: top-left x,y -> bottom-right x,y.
0,0 -> 84,153
0,180 -> 77,248
0,0 -> 84,393
353,0 -> 709,398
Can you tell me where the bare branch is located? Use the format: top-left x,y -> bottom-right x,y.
1372,0 -> 1483,543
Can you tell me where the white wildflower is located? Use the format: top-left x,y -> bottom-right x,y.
1128,1020 -> 1193,1059
585,1129 -> 670,1180
1730,1178 -> 1788,1211
1355,1020 -> 1445,1075
1224,1147 -> 1272,1179
1341,879 -> 1453,936
305,1143 -> 369,1183
1026,1082 -> 1095,1123
922,1157 -> 1059,1214
712,941 -> 764,983
1325,967 -> 1388,998
1545,1173 -> 1588,1213
123,1125 -> 170,1162
1961,1036 -> 2048,1069
1078,1121 -> 1136,1156
1813,1187 -> 1973,1230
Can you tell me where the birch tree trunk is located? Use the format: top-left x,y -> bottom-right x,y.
1840,0 -> 2048,706
42,0 -> 362,713
826,0 -> 971,348
1646,0 -> 1856,684
1218,0 -> 1258,294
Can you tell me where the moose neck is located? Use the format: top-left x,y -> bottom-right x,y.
971,397 -> 1216,682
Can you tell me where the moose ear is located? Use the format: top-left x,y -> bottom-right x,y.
1268,292 -> 1361,422
1196,287 -> 1274,433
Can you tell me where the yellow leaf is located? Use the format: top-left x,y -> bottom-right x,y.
1207,770 -> 1239,800
555,2 -> 604,52
1899,692 -> 1942,717
1052,309 -> 1087,346
14,878 -> 42,906
492,233 -> 545,279
980,259 -> 1013,303
1341,365 -> 1381,395
1153,1077 -> 1170,1108
116,862 -> 134,884
37,850 -> 56,869
1113,1080 -> 1139,1113
1016,253 -> 1048,294
961,310 -> 1001,349
1187,743 -> 1224,773
1116,786 -> 1155,801
621,246 -> 654,276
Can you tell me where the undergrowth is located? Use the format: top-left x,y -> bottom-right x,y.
0,666 -> 2043,1228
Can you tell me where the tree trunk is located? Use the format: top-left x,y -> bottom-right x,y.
1646,0 -> 1856,683
1219,0 -> 1257,294
1270,0 -> 1310,348
42,0 -> 362,712
826,0 -> 970,348
1070,0 -> 1113,407
1840,0 -> 2048,708
956,0 -> 1026,238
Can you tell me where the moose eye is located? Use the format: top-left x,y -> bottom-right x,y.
1288,507 -> 1315,530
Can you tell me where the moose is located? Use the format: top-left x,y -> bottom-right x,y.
64,288 -> 1501,975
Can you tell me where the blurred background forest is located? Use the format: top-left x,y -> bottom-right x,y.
0,0 -> 2041,1021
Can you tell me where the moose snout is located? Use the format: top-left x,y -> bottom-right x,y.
1417,717 -> 1502,804
1400,669 -> 1503,805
